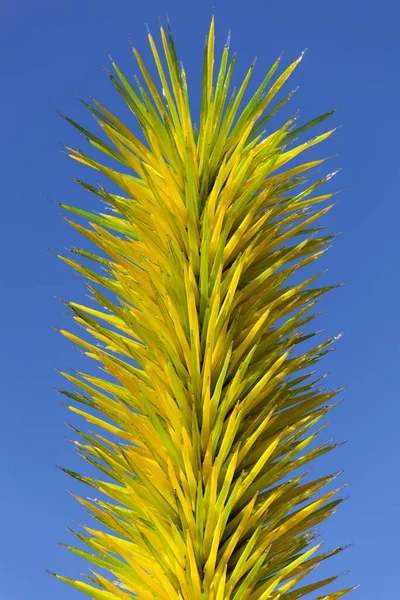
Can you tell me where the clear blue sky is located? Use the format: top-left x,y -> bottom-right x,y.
1,0 -> 399,598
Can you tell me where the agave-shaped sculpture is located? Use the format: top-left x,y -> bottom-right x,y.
52,16 -> 354,600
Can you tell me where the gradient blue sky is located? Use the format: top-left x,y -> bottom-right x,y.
1,0 -> 399,598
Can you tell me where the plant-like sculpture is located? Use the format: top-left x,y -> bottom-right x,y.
52,17 -> 353,599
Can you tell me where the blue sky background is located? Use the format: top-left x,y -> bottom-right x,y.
1,0 -> 399,598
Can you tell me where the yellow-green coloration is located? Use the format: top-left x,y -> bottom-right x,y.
53,17 -> 354,600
